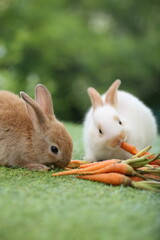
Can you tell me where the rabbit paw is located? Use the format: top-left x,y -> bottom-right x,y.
24,163 -> 50,171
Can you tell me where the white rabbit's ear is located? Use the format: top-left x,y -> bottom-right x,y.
105,79 -> 121,107
20,92 -> 48,130
87,87 -> 103,109
35,84 -> 54,116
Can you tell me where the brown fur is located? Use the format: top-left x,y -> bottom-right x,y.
0,86 -> 73,171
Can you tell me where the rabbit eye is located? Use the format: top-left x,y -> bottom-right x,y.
114,116 -> 122,126
119,120 -> 122,125
51,146 -> 58,154
99,129 -> 103,134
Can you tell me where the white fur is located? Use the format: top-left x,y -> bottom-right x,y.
83,89 -> 157,162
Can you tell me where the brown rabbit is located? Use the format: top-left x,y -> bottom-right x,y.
0,84 -> 73,171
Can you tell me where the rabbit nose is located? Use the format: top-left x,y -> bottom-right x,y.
112,137 -> 123,147
53,158 -> 71,168
116,132 -> 126,146
107,131 -> 126,148
117,138 -> 123,146
53,160 -> 65,168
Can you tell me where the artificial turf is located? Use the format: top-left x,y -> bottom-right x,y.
0,123 -> 160,240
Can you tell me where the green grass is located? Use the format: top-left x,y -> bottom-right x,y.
0,123 -> 160,240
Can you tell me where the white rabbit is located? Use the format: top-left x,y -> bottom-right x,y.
83,80 -> 157,162
0,84 -> 73,170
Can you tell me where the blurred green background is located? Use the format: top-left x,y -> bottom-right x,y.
0,0 -> 159,127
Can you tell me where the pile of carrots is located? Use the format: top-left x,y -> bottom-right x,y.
52,142 -> 160,192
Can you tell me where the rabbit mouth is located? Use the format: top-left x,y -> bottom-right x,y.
107,132 -> 127,149
45,161 -> 64,169
52,160 -> 70,169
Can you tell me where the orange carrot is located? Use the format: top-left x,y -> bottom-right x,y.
121,142 -> 152,157
121,142 -> 138,155
130,175 -> 160,182
149,165 -> 160,168
130,176 -> 143,182
143,174 -> 160,181
138,165 -> 160,171
52,159 -> 120,176
78,173 -> 160,191
150,159 -> 160,166
137,169 -> 160,177
81,155 -> 154,170
80,162 -> 100,168
77,173 -> 132,186
67,160 -> 88,168
80,160 -> 111,169
76,163 -> 146,179
121,142 -> 160,166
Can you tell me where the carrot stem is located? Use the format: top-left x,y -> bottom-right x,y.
121,142 -> 160,166
124,154 -> 154,168
132,181 -> 160,192
131,145 -> 152,159
137,169 -> 160,176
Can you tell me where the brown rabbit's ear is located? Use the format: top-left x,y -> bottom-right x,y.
20,92 -> 48,130
35,84 -> 54,117
87,87 -> 103,109
105,79 -> 121,107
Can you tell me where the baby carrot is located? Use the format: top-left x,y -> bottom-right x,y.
121,142 -> 153,158
52,159 -> 120,176
130,176 -> 143,182
121,142 -> 160,166
67,160 -> 89,168
130,145 -> 152,159
80,162 -> 100,168
143,174 -> 160,181
137,169 -> 160,176
80,154 -> 155,171
138,164 -> 160,171
78,173 -> 160,191
132,181 -> 160,192
121,142 -> 138,155
80,160 -> 112,169
150,159 -> 160,166
79,157 -> 137,169
77,173 -> 132,186
148,154 -> 160,166
130,175 -> 160,182
77,163 -> 146,179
